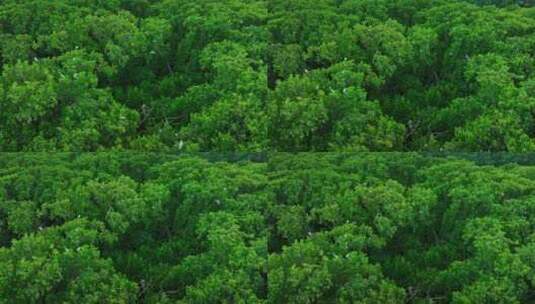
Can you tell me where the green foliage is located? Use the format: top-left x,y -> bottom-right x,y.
0,0 -> 534,151
267,153 -> 535,304
3,0 -> 535,301
3,153 -> 535,303
267,0 -> 535,151
0,218 -> 137,303
0,153 -> 268,303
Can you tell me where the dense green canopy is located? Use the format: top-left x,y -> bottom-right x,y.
2,0 -> 535,303
0,153 -> 268,303
2,153 -> 535,303
268,153 -> 535,303
0,0 -> 534,151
